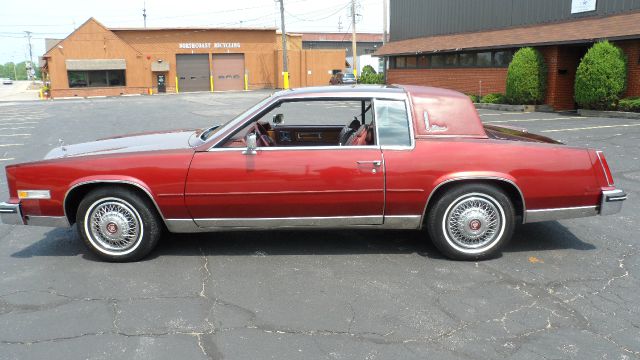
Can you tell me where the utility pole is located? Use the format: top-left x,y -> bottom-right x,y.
382,0 -> 388,82
351,0 -> 358,79
143,0 -> 147,28
277,0 -> 289,89
24,31 -> 34,81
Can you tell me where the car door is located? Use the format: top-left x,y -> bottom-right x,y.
184,100 -> 384,229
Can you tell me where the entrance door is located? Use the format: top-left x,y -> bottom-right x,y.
212,54 -> 245,91
176,54 -> 210,92
157,74 -> 166,93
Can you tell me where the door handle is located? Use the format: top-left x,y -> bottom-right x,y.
356,160 -> 382,166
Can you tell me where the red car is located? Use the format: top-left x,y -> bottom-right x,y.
0,85 -> 626,262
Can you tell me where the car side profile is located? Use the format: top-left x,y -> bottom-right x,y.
0,85 -> 626,262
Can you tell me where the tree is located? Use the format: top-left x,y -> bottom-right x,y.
505,47 -> 547,105
574,41 -> 627,110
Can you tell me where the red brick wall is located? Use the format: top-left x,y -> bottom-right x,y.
617,40 -> 640,98
386,68 -> 508,96
540,45 -> 585,111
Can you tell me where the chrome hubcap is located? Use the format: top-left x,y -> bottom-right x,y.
87,200 -> 142,253
445,195 -> 502,249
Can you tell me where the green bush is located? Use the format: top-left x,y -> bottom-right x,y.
506,47 -> 547,105
480,93 -> 507,104
467,94 -> 480,103
362,65 -> 376,75
358,70 -> 384,84
575,41 -> 627,110
618,97 -> 640,112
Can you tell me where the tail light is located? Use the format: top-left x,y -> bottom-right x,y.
595,151 -> 614,186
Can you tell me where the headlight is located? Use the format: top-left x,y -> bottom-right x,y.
17,190 -> 51,200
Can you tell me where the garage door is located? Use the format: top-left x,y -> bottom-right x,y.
176,54 -> 210,92
212,54 -> 245,91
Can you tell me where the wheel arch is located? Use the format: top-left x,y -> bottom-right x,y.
64,179 -> 167,227
421,176 -> 526,227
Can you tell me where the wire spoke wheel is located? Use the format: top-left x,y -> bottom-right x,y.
443,193 -> 506,252
84,198 -> 144,255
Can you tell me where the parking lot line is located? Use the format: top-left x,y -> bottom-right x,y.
0,134 -> 31,137
486,117 -> 587,123
0,158 -> 15,161
542,123 -> 640,132
0,144 -> 23,147
0,126 -> 35,131
0,122 -> 39,126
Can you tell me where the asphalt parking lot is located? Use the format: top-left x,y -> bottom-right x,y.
0,92 -> 638,359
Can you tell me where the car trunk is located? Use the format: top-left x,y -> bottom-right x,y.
483,124 -> 563,144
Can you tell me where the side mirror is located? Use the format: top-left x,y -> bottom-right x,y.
243,133 -> 258,155
272,113 -> 284,125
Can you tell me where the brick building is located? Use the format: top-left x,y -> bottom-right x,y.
377,0 -> 640,110
41,18 -> 347,98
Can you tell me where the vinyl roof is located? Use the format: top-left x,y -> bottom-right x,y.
376,11 -> 640,56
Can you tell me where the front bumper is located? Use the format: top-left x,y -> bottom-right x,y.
0,201 -> 70,227
0,202 -> 24,225
600,189 -> 627,216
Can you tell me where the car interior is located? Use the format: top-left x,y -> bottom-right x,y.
222,99 -> 376,148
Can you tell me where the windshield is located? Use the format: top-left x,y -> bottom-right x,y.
200,95 -> 273,141
344,74 -> 355,79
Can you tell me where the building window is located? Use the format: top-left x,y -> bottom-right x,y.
476,52 -> 492,67
493,51 -> 513,67
406,56 -> 417,68
417,55 -> 429,68
390,49 -> 515,70
459,53 -> 476,67
68,70 -> 126,88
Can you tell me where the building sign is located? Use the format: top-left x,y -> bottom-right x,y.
214,42 -> 241,49
571,0 -> 597,14
178,43 -> 211,49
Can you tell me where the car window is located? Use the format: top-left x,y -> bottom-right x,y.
375,99 -> 412,147
221,99 -> 375,148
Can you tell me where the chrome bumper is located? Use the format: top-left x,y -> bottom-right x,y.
600,189 -> 627,216
0,201 -> 70,227
0,202 -> 25,225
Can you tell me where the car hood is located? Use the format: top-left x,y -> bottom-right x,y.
44,129 -> 200,159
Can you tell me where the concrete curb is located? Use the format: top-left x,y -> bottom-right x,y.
474,103 -> 553,112
578,109 -> 640,119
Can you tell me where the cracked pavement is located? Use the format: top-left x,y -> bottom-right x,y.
0,93 -> 638,359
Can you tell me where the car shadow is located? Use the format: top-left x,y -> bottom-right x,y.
10,221 -> 595,260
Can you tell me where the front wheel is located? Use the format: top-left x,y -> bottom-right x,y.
427,184 -> 515,260
77,187 -> 162,262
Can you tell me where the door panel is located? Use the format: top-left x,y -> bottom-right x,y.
185,147 -> 384,226
212,54 -> 245,91
176,54 -> 210,92
273,125 -> 343,146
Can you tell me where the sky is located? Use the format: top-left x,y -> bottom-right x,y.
0,0 -> 385,64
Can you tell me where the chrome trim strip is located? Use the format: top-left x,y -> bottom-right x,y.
63,180 -> 169,227
600,189 -> 626,216
0,202 -> 24,225
194,215 -> 383,228
25,215 -> 70,228
421,177 -> 527,225
525,206 -> 597,223
165,215 -> 422,233
384,215 -> 422,229
595,151 -> 613,186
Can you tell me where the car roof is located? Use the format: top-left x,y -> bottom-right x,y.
273,85 -> 405,99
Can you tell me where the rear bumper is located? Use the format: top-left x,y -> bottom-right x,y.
0,202 -> 24,225
600,189 -> 627,216
524,188 -> 626,223
0,201 -> 70,227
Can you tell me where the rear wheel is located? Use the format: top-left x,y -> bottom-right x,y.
77,187 -> 162,262
427,183 -> 515,260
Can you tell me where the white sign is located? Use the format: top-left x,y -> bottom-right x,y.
214,42 -> 241,49
179,43 -> 211,49
571,0 -> 597,14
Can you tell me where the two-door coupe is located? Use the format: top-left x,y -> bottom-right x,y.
0,85 -> 627,261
